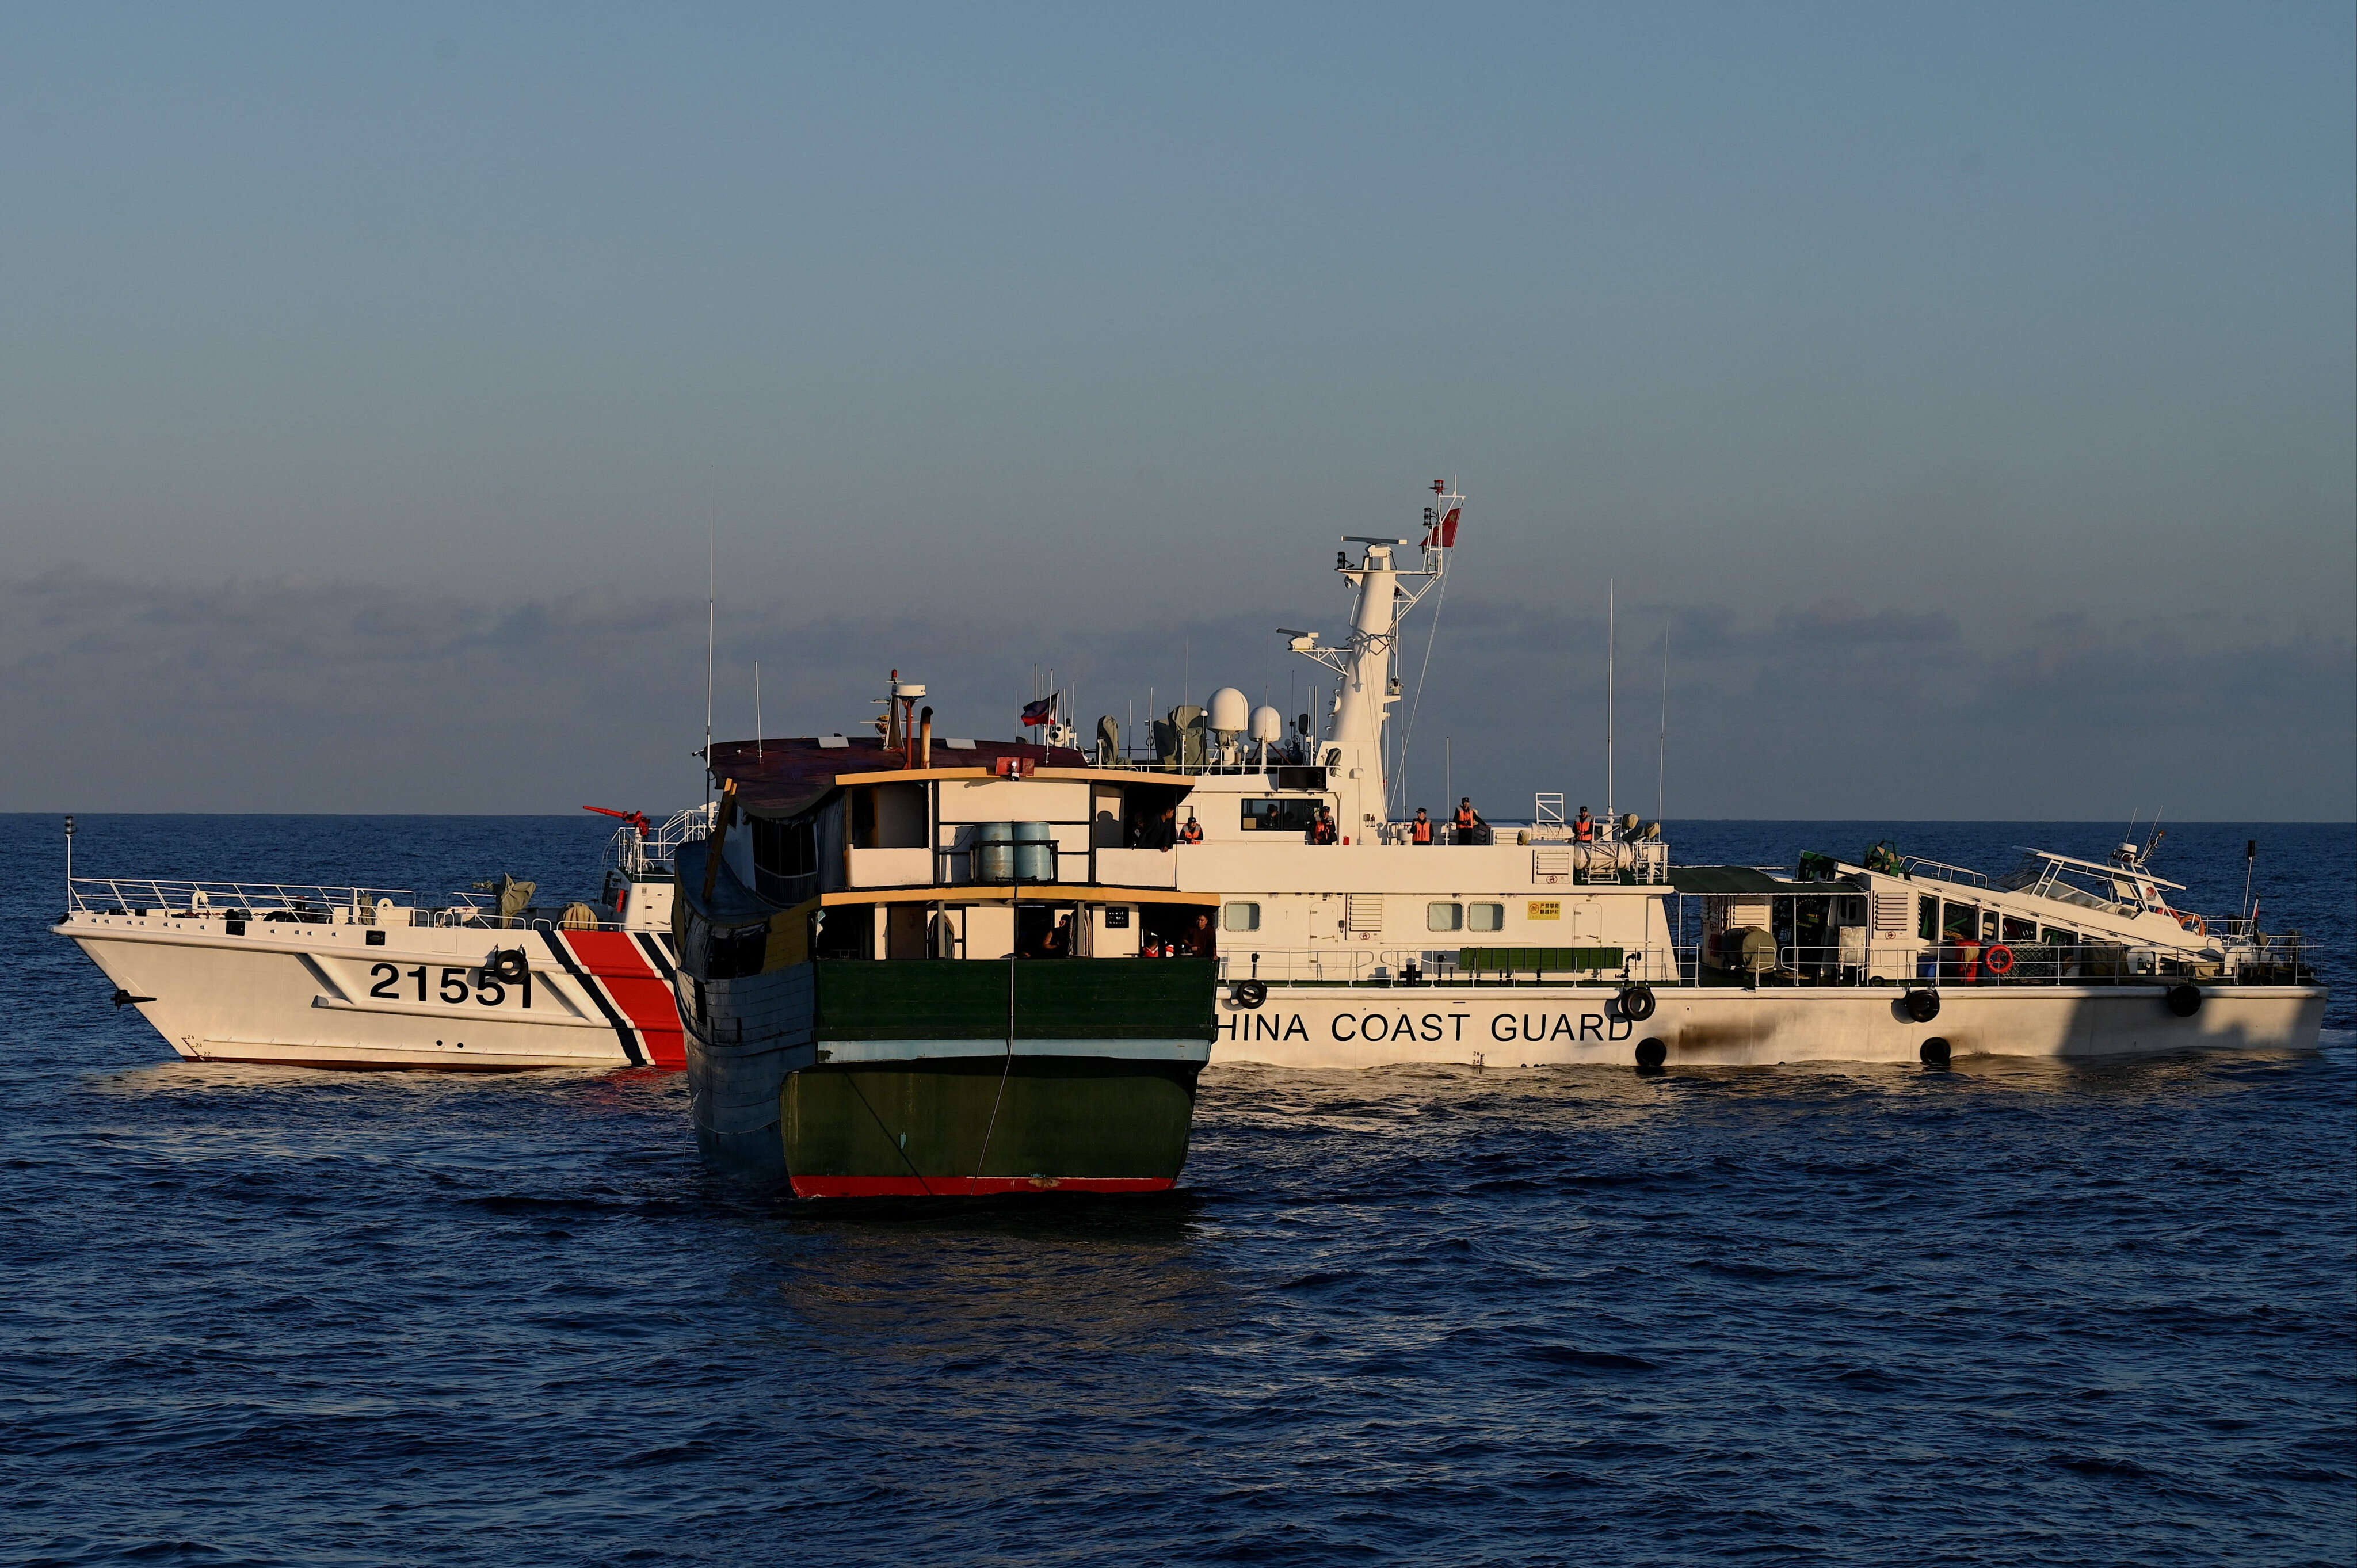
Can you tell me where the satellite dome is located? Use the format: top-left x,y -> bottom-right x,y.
1207,687 -> 1250,735
1249,705 -> 1283,743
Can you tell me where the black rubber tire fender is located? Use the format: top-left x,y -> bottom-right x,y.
1904,989 -> 1941,1024
487,949 -> 529,985
1232,979 -> 1268,1010
1919,1037 -> 1952,1066
2165,983 -> 2202,1018
1634,1038 -> 1668,1069
1618,985 -> 1657,1022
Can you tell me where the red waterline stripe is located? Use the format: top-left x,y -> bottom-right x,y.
787,1174 -> 1177,1199
560,930 -> 687,1069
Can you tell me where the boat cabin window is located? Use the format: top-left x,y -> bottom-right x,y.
813,906 -> 871,961
1243,798 -> 1321,833
2041,926 -> 2080,948
1981,910 -> 2001,943
1139,904 -> 1215,959
2000,914 -> 2036,944
1918,895 -> 1939,941
1222,901 -> 1261,932
1942,902 -> 1978,941
1428,901 -> 1463,932
750,817 -> 818,886
849,783 -> 927,849
1467,902 -> 1504,932
1015,905 -> 1081,959
707,923 -> 772,979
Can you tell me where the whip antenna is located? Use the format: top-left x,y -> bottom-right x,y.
1605,580 -> 1615,827
1656,627 -> 1668,826
704,517 -> 715,806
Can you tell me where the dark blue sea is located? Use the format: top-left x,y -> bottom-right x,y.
5,815 -> 2351,1566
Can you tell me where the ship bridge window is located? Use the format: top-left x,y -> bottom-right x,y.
1243,798 -> 1321,833
1222,901 -> 1261,932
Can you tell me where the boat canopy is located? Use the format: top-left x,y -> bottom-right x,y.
708,734 -> 1092,820
1668,867 -> 1794,895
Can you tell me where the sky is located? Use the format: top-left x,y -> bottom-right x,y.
4,3 -> 2352,818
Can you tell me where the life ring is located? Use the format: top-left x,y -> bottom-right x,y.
1904,989 -> 1941,1023
1617,985 -> 1657,1022
1983,945 -> 2015,976
1232,979 -> 1268,1010
2174,911 -> 2207,936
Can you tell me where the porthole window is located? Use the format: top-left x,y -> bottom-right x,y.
1427,902 -> 1463,932
1467,902 -> 1504,932
1222,902 -> 1261,932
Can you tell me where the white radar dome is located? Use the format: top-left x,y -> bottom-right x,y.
1207,687 -> 1250,735
1249,705 -> 1283,743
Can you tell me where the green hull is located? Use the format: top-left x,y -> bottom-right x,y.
813,958 -> 1216,1042
782,1054 -> 1202,1197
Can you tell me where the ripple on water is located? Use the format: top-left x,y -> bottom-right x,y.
5,815 -> 2351,1565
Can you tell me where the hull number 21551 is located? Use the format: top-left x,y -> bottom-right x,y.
367,963 -> 532,1009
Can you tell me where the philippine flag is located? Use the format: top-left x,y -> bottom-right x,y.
1020,694 -> 1058,727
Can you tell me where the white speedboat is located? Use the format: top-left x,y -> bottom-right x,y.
54,807 -> 710,1070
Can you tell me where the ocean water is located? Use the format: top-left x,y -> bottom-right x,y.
4,814 -> 2351,1566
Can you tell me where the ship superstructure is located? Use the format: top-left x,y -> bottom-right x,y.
1050,483 -> 2327,1068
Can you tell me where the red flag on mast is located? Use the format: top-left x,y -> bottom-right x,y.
1424,507 -> 1461,549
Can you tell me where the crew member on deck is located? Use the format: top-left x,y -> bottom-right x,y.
1412,807 -> 1433,845
1184,912 -> 1214,956
1146,806 -> 1178,850
1179,812 -> 1203,844
1453,798 -> 1482,845
1309,806 -> 1338,845
1574,806 -> 1594,842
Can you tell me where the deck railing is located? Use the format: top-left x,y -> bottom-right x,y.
1216,937 -> 2312,989
63,877 -> 619,933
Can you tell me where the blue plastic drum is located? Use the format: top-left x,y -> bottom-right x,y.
974,822 -> 1015,883
1011,822 -> 1056,883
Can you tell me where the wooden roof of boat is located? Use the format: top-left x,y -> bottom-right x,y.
710,734 -> 1100,818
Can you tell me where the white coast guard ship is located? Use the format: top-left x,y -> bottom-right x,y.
53,807 -> 710,1070
1047,482 -> 2327,1069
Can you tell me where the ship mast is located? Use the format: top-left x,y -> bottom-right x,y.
1284,479 -> 1461,833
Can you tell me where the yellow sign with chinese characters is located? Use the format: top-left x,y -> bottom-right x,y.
1527,900 -> 1561,920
